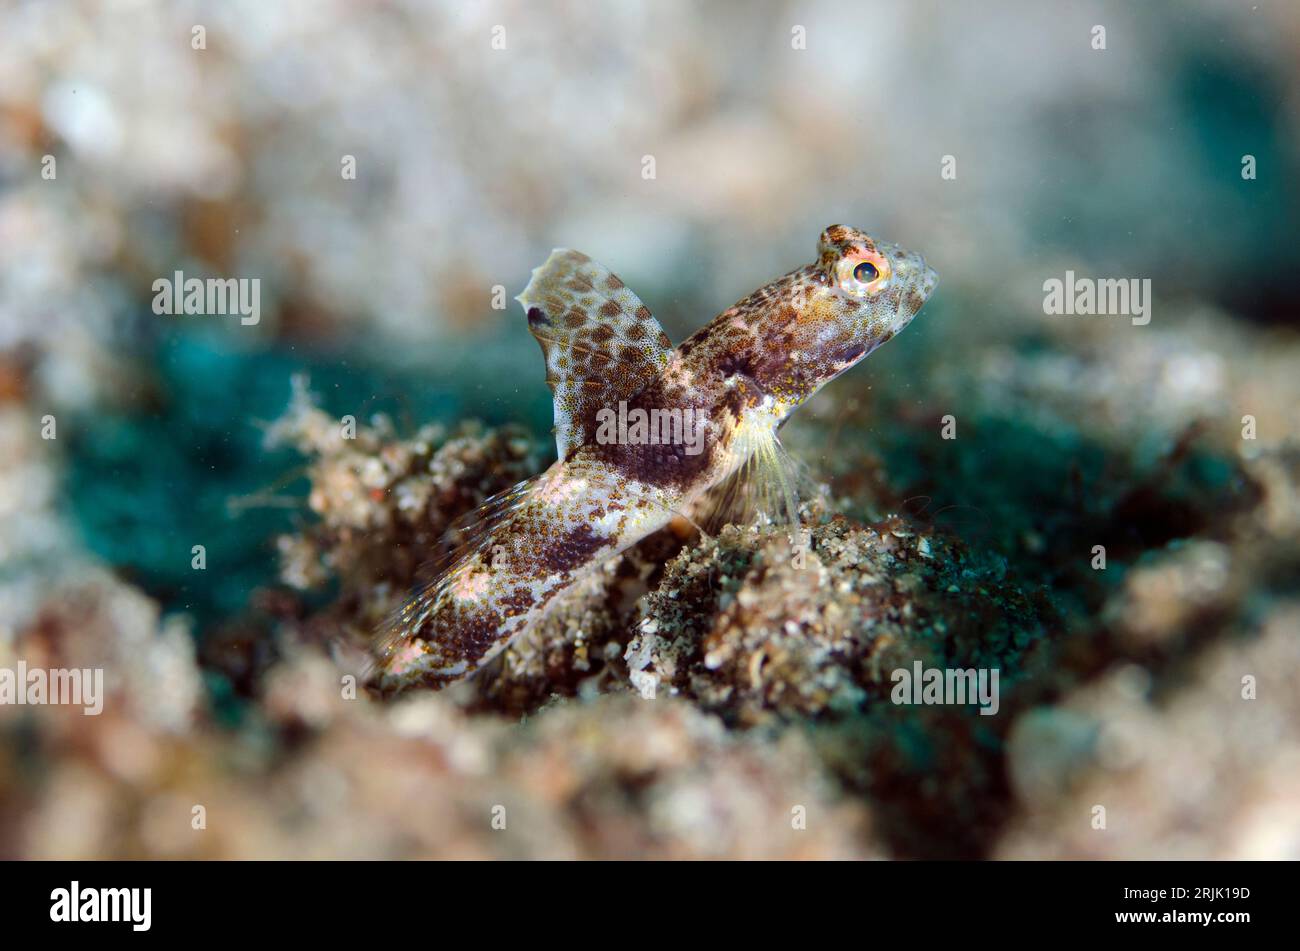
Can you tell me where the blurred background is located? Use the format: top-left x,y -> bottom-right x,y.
0,0 -> 1297,859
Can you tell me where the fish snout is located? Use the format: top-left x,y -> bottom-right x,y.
915,255 -> 938,298
885,245 -> 936,294
877,243 -> 937,328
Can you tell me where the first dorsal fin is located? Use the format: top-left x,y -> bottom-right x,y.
517,249 -> 673,459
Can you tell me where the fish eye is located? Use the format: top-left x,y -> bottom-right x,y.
837,253 -> 890,296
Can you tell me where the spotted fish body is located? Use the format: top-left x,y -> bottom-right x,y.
374,225 -> 937,693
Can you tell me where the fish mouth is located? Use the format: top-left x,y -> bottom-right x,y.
917,258 -> 939,302
874,242 -> 937,298
897,249 -> 937,297
884,248 -> 937,333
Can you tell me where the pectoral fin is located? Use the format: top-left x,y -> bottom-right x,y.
693,425 -> 814,536
518,249 -> 673,459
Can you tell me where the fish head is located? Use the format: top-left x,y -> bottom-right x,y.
807,223 -> 938,378
696,224 -> 938,426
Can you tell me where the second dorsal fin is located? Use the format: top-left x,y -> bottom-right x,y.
517,249 -> 674,459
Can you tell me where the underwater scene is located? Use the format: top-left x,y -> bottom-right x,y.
1,0 -> 1299,866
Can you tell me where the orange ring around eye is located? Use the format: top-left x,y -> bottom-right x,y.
837,252 -> 890,294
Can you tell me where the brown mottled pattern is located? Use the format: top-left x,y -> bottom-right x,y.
517,249 -> 674,459
374,226 -> 937,695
